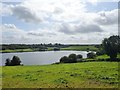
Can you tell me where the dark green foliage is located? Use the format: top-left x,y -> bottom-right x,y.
60,54 -> 78,63
1,43 -> 65,50
102,35 -> 120,60
68,54 -> 77,63
87,52 -> 96,59
5,56 -> 21,66
76,54 -> 83,59
54,47 -> 60,51
11,56 -> 21,66
86,48 -> 89,52
96,50 -> 105,56
5,58 -> 11,66
60,56 -> 69,63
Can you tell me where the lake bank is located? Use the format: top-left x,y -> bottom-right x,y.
2,62 -> 118,88
0,45 -> 99,53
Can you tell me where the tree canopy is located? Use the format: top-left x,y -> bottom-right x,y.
102,35 -> 120,60
5,56 -> 21,66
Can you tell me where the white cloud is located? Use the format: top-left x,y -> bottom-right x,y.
2,0 -> 86,23
1,0 -> 119,44
2,24 -> 30,43
94,9 -> 118,25
59,23 -> 103,35
1,3 -> 12,16
11,5 -> 42,23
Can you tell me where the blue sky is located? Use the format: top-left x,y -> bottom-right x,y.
1,0 -> 119,44
86,2 -> 118,12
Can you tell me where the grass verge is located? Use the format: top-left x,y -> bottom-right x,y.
2,62 -> 118,88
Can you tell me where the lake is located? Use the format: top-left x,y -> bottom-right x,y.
1,51 -> 88,66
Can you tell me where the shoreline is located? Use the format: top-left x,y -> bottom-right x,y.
0,49 -> 94,54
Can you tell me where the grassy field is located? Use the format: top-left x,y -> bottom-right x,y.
0,49 -> 33,53
0,67 -> 2,89
61,46 -> 98,51
2,62 -> 118,88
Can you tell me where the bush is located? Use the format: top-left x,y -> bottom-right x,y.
60,54 -> 77,63
60,56 -> 69,63
96,50 -> 105,56
87,52 -> 96,59
5,56 -> 21,66
97,58 -> 105,61
68,54 -> 77,63
11,56 -> 21,66
76,54 -> 83,59
5,58 -> 11,66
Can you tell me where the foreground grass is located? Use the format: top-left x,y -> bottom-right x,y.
61,46 -> 98,51
0,67 -> 2,89
2,62 -> 118,88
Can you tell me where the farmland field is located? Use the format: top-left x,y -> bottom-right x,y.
0,49 -> 33,53
61,46 -> 98,51
2,62 -> 118,88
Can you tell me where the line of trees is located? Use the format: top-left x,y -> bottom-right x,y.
1,43 -> 68,50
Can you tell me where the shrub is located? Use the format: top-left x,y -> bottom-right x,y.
11,56 -> 21,66
97,58 -> 105,61
76,54 -> 83,59
96,50 -> 105,56
87,52 -> 96,59
60,54 -> 78,63
5,58 -> 11,66
68,54 -> 77,63
5,56 -> 21,66
60,56 -> 69,63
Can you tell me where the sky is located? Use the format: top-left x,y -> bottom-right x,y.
0,0 -> 119,44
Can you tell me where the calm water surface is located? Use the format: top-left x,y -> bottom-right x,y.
1,51 -> 88,66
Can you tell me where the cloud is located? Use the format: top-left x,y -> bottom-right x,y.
10,5 -> 42,23
94,9 -> 118,25
59,23 -> 75,35
3,0 -> 118,25
53,7 -> 64,14
2,0 -> 86,23
59,23 -> 103,35
27,32 -> 44,37
1,3 -> 12,16
1,1 -> 118,44
76,24 -> 103,33
3,24 -> 16,29
1,24 -> 31,43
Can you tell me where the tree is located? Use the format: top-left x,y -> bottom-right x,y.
11,56 -> 21,66
5,58 -> 11,66
76,54 -> 83,59
60,56 -> 69,63
102,35 -> 120,60
87,52 -> 96,59
68,54 -> 77,63
60,54 -> 77,63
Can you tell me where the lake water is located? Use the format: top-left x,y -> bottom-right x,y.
1,51 -> 88,66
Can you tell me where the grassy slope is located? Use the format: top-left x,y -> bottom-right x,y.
0,67 -> 1,89
61,46 -> 98,51
2,62 -> 118,88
